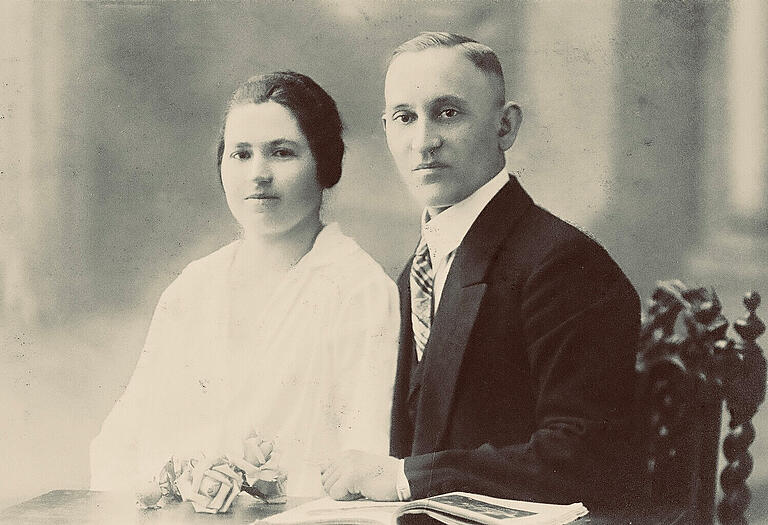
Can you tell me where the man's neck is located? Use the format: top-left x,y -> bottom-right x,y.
425,168 -> 508,220
425,205 -> 449,219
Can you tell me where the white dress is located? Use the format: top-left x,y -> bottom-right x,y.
90,223 -> 399,496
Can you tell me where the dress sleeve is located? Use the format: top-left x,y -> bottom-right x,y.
89,276 -> 187,491
329,273 -> 400,456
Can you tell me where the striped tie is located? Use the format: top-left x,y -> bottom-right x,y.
410,239 -> 433,360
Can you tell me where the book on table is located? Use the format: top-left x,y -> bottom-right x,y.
261,492 -> 588,525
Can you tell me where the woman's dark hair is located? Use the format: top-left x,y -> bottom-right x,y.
216,71 -> 344,189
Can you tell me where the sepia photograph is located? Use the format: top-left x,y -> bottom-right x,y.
1,1 -> 766,523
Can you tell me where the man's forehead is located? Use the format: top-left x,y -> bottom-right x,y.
384,47 -> 495,107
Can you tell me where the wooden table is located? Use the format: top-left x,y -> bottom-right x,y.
0,490 -> 688,524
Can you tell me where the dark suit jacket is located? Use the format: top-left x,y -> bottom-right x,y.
391,176 -> 643,508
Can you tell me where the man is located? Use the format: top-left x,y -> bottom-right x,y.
321,32 -> 642,508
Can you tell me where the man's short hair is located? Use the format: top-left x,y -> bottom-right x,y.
390,32 -> 505,98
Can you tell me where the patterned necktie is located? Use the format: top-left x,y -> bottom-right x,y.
410,239 -> 434,360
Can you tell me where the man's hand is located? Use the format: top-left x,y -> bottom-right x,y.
320,450 -> 400,501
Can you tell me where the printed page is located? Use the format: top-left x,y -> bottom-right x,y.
395,493 -> 588,525
262,497 -> 405,525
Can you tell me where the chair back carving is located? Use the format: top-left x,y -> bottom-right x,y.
636,280 -> 766,524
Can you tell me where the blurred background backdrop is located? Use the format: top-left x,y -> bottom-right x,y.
2,0 -> 767,520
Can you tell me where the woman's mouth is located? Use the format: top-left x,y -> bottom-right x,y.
245,193 -> 279,200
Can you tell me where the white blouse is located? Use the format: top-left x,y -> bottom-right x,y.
90,223 -> 399,496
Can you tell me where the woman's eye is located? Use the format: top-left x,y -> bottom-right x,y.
230,150 -> 251,160
273,149 -> 295,158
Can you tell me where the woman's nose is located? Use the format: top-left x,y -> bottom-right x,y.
250,160 -> 273,183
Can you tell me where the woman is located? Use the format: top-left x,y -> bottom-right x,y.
90,72 -> 399,496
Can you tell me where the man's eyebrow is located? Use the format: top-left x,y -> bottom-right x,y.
384,103 -> 411,113
383,95 -> 469,116
429,95 -> 468,108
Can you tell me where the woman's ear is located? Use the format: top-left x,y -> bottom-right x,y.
498,102 -> 523,151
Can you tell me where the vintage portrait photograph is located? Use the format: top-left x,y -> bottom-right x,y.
1,1 -> 767,523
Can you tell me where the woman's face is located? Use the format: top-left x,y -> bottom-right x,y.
221,101 -> 322,238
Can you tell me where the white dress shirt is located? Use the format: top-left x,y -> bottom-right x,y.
397,169 -> 510,499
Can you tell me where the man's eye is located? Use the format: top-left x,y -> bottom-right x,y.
393,113 -> 414,124
230,150 -> 251,160
440,108 -> 459,118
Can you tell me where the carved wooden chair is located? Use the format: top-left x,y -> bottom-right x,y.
636,280 -> 766,524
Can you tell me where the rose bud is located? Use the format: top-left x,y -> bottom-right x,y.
259,440 -> 274,457
243,437 -> 267,466
136,479 -> 163,509
252,470 -> 288,504
157,456 -> 183,500
223,433 -> 286,504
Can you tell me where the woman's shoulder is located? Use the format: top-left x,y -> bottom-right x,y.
306,223 -> 395,295
181,240 -> 239,275
159,240 -> 239,300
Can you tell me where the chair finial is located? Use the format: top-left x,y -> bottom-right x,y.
743,291 -> 760,312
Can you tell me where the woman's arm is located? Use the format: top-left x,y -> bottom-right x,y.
89,278 -> 187,491
329,274 -> 400,456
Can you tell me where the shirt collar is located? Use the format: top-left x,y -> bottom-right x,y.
420,169 -> 510,263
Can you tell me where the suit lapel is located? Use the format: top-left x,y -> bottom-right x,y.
396,261 -> 415,395
390,260 -> 416,458
397,260 -> 414,352
413,177 -> 534,453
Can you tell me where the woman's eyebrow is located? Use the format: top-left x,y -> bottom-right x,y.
264,139 -> 299,147
230,139 -> 301,150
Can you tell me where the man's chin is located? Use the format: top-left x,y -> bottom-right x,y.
413,187 -> 462,210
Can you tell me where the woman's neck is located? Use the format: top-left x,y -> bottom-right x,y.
238,214 -> 323,273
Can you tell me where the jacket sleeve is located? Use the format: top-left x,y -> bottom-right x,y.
403,237 -> 643,507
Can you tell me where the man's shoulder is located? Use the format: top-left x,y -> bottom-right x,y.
496,200 -> 631,282
498,198 -> 593,249
471,176 -> 609,258
486,199 -> 640,318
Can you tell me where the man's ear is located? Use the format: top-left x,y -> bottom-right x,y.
381,114 -> 388,133
498,102 -> 522,151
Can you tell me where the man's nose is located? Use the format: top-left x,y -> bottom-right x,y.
413,121 -> 443,157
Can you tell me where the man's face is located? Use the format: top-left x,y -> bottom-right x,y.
383,47 -> 510,210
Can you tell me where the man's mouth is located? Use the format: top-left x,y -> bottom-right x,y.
413,162 -> 449,171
